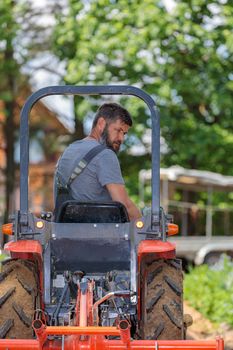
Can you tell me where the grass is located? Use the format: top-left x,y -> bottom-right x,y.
184,256 -> 233,326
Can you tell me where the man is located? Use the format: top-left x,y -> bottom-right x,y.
54,103 -> 141,221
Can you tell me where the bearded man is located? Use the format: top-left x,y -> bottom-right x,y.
54,103 -> 141,221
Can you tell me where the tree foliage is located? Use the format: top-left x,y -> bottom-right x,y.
184,257 -> 233,326
0,0 -> 63,220
52,0 -> 233,196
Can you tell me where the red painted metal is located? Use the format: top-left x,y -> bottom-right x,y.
79,292 -> 87,327
75,287 -> 80,326
4,240 -> 43,259
0,335 -> 224,350
44,326 -> 121,336
76,280 -> 94,327
33,320 -> 47,349
118,320 -> 131,345
138,239 -> 176,259
0,340 -> 39,350
87,281 -> 94,326
26,319 -> 225,350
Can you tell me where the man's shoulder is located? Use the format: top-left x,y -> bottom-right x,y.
96,148 -> 119,165
64,139 -> 118,164
68,139 -> 100,152
71,139 -> 99,147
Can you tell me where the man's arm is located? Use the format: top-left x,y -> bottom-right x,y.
106,183 -> 141,221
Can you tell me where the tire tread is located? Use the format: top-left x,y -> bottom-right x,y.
140,259 -> 184,340
0,259 -> 38,339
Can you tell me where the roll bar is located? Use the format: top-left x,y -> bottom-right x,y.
19,85 -> 160,231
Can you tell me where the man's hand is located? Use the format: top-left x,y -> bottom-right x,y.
106,183 -> 141,221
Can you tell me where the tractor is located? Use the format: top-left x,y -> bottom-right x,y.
0,86 -> 224,349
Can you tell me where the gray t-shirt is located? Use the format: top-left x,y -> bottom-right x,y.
54,139 -> 124,202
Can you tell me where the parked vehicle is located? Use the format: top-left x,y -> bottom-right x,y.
140,166 -> 233,266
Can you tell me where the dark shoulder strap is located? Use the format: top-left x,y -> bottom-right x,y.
67,144 -> 105,186
54,144 -> 105,220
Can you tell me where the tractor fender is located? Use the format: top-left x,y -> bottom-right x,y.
4,239 -> 43,262
137,239 -> 176,262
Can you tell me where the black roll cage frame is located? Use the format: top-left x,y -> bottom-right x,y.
19,85 -> 160,232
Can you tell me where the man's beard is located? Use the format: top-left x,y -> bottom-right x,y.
100,125 -> 121,153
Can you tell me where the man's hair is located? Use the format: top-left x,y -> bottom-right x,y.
92,103 -> 133,128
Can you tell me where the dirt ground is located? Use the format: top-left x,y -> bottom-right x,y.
184,301 -> 233,350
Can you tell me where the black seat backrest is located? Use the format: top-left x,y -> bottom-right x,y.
55,200 -> 129,223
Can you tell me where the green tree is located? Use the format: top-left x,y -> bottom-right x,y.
0,0 -> 63,222
52,0 -> 233,197
0,0 -> 21,222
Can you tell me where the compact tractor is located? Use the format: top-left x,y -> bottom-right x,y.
0,86 -> 224,349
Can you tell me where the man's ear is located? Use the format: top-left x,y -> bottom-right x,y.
97,117 -> 106,133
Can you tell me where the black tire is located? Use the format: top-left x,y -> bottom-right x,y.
0,259 -> 39,339
140,258 -> 184,340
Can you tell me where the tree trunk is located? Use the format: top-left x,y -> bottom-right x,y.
3,11 -> 17,223
3,102 -> 16,223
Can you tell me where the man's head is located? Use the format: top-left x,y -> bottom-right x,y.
92,103 -> 133,153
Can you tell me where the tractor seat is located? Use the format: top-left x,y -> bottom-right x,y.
55,200 -> 129,223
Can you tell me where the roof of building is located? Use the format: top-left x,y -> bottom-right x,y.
139,165 -> 233,191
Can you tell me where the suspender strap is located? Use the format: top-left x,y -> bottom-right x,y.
67,144 -> 105,186
54,144 -> 106,220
